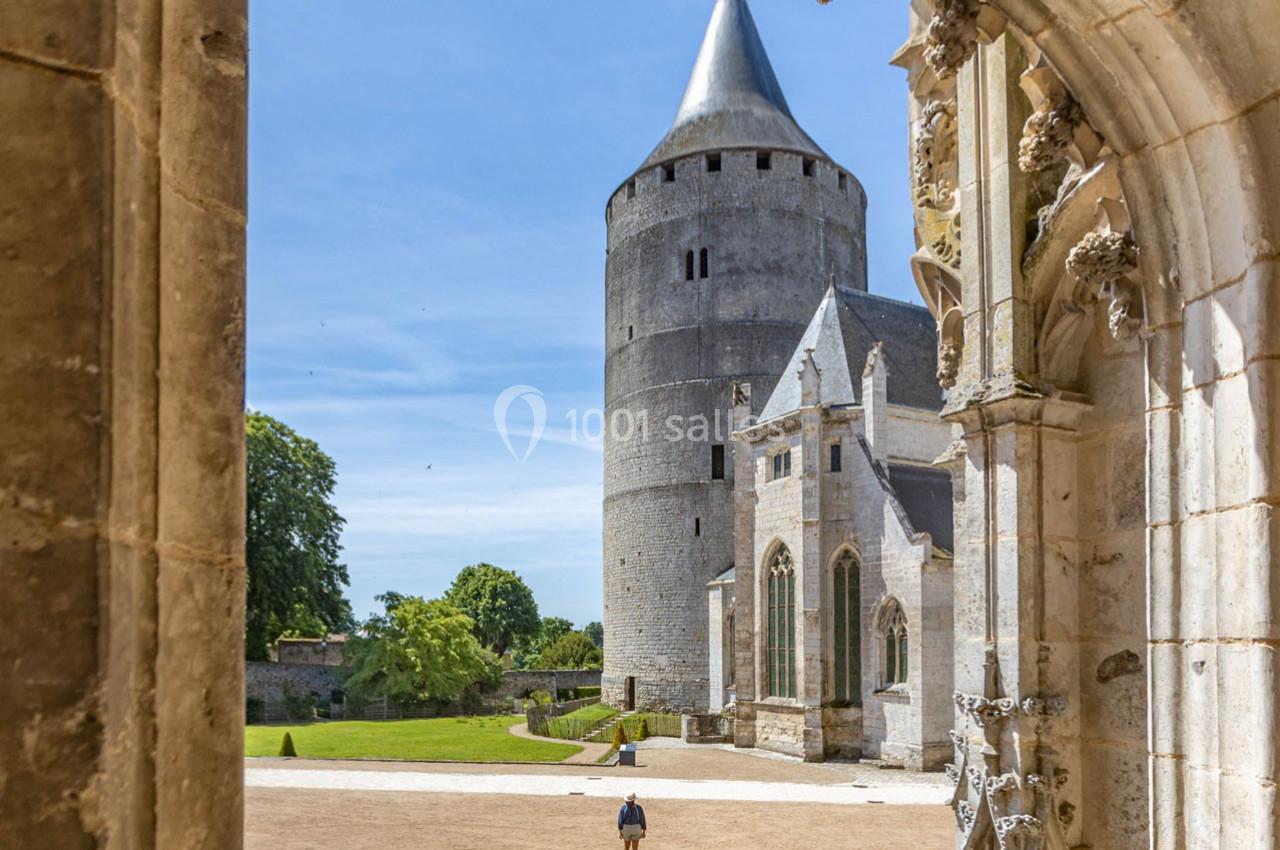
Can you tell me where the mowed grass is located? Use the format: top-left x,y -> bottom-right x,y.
245,715 -> 583,763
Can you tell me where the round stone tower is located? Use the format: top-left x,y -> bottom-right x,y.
603,0 -> 868,711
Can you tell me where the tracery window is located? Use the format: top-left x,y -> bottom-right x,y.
766,544 -> 796,699
831,549 -> 861,703
882,602 -> 908,687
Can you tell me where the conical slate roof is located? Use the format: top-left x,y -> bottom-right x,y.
641,0 -> 828,169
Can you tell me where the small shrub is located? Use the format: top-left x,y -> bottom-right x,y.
278,732 -> 298,758
611,722 -> 628,749
636,717 -> 649,741
528,690 -> 553,705
282,693 -> 316,722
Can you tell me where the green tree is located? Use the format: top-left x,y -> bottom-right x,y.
536,631 -> 604,670
443,563 -> 539,656
245,411 -> 353,660
583,621 -> 604,649
342,594 -> 501,707
513,616 -> 575,669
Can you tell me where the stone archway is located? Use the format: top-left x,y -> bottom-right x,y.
875,0 -> 1280,848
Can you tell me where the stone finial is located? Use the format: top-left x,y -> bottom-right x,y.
799,349 -> 822,407
862,342 -> 888,466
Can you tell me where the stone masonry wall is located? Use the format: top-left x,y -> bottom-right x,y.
603,146 -> 867,712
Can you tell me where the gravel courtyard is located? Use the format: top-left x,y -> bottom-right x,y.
245,744 -> 954,849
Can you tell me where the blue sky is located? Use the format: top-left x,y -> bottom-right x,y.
247,0 -> 917,629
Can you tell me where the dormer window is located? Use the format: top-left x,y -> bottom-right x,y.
838,172 -> 848,193
626,179 -> 637,199
706,153 -> 722,173
803,157 -> 815,177
662,162 -> 676,183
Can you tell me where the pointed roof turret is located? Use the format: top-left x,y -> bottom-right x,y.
641,0 -> 828,169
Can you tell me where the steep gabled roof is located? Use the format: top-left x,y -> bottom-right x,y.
760,285 -> 854,421
640,0 -> 828,169
760,285 -> 943,421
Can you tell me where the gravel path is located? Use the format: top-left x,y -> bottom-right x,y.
506,721 -> 612,765
245,765 -> 949,806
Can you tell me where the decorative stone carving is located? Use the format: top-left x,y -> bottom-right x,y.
995,814 -> 1044,850
1066,228 -> 1142,340
1018,89 -> 1082,174
938,341 -> 961,388
925,0 -> 981,78
914,100 -> 958,208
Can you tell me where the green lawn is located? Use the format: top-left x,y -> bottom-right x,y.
245,715 -> 582,763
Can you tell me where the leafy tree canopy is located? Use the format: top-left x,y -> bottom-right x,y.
536,631 -> 604,670
342,593 -> 501,706
245,411 -> 353,660
512,616 -> 575,669
583,621 -> 604,649
443,563 -> 539,656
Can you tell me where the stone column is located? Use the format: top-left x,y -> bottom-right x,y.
0,1 -> 247,847
945,32 -> 1085,850
797,353 -> 825,759
730,383 -> 758,747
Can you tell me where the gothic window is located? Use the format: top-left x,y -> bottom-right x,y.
831,549 -> 860,704
685,250 -> 695,281
767,544 -> 796,699
829,443 -> 842,473
882,602 -> 909,687
699,248 -> 709,279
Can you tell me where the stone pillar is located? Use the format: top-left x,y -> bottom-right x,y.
798,352 -> 825,760
862,343 -> 888,467
945,32 -> 1085,850
730,383 -> 758,747
0,1 -> 247,847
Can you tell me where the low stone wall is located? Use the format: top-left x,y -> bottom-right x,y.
681,713 -> 735,744
246,661 -> 339,702
245,663 -> 600,704
496,669 -> 602,699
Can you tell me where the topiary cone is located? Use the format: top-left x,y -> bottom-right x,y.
611,722 -> 628,750
279,732 -> 298,758
636,717 -> 649,741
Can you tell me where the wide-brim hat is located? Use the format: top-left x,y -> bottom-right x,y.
625,793 -> 637,802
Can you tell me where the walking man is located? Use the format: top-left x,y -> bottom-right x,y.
618,793 -> 647,847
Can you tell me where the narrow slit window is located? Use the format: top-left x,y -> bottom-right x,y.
706,153 -> 722,173
626,179 -> 637,199
699,248 -> 709,279
803,157 -> 815,177
830,443 -> 842,473
783,449 -> 792,478
757,151 -> 772,171
685,250 -> 695,281
838,172 -> 848,192
695,518 -> 701,537
662,162 -> 675,183
628,325 -> 634,341
711,444 -> 725,480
